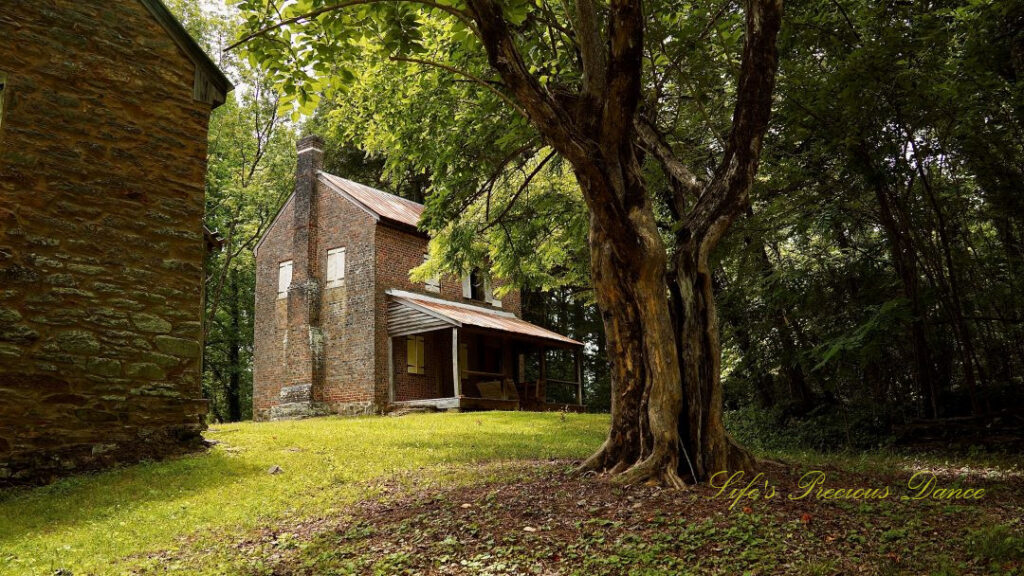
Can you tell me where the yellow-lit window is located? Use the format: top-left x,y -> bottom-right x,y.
406,335 -> 425,374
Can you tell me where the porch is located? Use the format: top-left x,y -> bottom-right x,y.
386,290 -> 585,412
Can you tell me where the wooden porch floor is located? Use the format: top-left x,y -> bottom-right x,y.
392,397 -> 585,413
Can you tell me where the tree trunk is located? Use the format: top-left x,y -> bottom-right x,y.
577,166 -> 754,486
227,269 -> 243,422
673,250 -> 757,479
466,0 -> 781,485
873,183 -> 939,418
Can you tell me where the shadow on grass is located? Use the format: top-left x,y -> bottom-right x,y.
0,449 -> 263,543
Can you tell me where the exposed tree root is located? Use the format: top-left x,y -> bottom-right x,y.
575,440 -> 612,476
612,451 -> 688,489
725,434 -> 758,473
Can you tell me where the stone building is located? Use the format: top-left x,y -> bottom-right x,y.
0,0 -> 231,484
252,137 -> 583,420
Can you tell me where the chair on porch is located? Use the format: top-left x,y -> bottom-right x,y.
475,378 -> 521,404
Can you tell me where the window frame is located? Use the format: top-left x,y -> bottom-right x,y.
469,269 -> 486,301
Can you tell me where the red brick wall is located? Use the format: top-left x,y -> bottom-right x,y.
253,180 -> 380,419
391,330 -> 452,401
252,197 -> 294,418
0,0 -> 215,484
316,183 -> 378,410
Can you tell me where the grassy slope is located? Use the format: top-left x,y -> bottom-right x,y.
0,412 -> 609,575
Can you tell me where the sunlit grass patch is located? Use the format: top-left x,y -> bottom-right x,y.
0,412 -> 608,575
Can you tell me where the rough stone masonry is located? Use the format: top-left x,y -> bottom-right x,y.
0,0 -> 230,485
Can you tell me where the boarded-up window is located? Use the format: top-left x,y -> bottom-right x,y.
278,260 -> 292,298
327,247 -> 345,286
407,335 -> 425,374
424,254 -> 440,293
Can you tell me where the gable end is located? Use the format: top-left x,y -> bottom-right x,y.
138,0 -> 233,107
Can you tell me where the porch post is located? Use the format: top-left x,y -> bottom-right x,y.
452,328 -> 461,397
575,348 -> 583,406
388,336 -> 395,403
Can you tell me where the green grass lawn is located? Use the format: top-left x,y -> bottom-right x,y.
0,412 -> 609,575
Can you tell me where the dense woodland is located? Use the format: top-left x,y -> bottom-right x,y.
177,0 -> 1022,452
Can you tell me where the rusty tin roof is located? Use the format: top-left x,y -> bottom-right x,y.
319,172 -> 424,229
388,290 -> 582,347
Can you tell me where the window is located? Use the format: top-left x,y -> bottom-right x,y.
0,72 -> 6,130
277,260 -> 292,298
464,269 -> 489,301
406,335 -> 425,374
423,254 -> 440,293
485,278 -> 502,308
463,268 -> 501,306
327,247 -> 346,287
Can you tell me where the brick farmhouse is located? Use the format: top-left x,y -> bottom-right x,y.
0,0 -> 230,484
253,136 -> 584,419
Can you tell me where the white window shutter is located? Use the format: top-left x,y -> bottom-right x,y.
462,274 -> 472,298
278,261 -> 293,298
327,247 -> 345,286
424,254 -> 440,292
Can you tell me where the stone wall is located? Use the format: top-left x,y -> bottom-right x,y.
0,0 -> 218,484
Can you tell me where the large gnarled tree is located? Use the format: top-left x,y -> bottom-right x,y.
233,0 -> 783,485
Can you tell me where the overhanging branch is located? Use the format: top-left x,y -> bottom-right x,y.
635,117 -> 704,211
226,0 -> 479,52
389,56 -> 528,118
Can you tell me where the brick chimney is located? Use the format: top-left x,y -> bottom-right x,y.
275,135 -> 329,419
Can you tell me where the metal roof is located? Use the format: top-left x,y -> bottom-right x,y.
318,172 -> 424,229
387,290 -> 582,347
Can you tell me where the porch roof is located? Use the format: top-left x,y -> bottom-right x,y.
386,290 -> 582,347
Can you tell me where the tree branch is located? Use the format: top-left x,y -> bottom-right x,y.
573,0 -> 606,98
226,0 -> 478,52
389,56 -> 528,118
465,0 -> 575,151
599,0 -> 644,152
684,0 -> 784,255
635,117 -> 704,210
480,149 -> 557,232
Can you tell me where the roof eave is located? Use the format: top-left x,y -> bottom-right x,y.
139,0 -> 234,108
